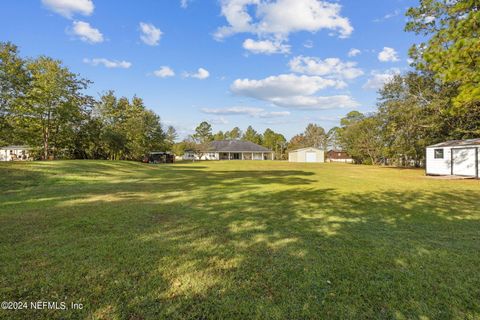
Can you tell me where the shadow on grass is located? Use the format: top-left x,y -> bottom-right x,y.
0,162 -> 479,319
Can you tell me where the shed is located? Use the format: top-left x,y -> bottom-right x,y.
426,138 -> 480,178
0,146 -> 32,161
288,147 -> 324,163
327,150 -> 353,163
144,152 -> 175,164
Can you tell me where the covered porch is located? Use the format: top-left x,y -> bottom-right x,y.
218,152 -> 274,160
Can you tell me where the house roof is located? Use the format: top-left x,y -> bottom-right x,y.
289,147 -> 323,153
427,138 -> 480,148
0,145 -> 31,150
208,140 -> 272,152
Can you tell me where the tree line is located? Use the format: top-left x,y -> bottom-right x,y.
173,122 -> 289,159
1,0 -> 478,165
322,0 -> 479,166
0,42 -> 175,160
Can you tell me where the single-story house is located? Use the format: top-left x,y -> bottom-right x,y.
184,140 -> 274,160
327,149 -> 354,163
288,147 -> 324,163
426,138 -> 479,178
0,146 -> 32,161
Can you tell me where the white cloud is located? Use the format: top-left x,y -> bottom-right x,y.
378,47 -> 399,62
185,68 -> 210,79
139,22 -> 162,46
348,48 -> 361,57
303,40 -> 314,48
42,0 -> 94,18
373,9 -> 401,22
289,56 -> 363,80
231,74 -> 357,109
363,68 -> 400,90
83,58 -> 131,68
153,66 -> 175,78
180,0 -> 190,8
267,95 -> 358,109
71,21 -> 103,43
232,74 -> 344,99
423,15 -> 435,23
243,38 -> 290,54
209,117 -> 229,125
214,0 -> 353,40
201,106 -> 290,118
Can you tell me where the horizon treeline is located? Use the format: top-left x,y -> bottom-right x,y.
1,0 -> 479,165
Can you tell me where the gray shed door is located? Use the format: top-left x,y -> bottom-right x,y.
452,148 -> 476,176
306,152 -> 317,162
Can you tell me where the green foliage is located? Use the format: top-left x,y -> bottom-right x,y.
339,112 -> 384,164
91,92 -> 166,160
0,42 -> 168,161
0,42 -> 29,146
194,121 -> 213,143
405,0 -> 480,108
288,134 -> 307,151
212,130 -> 226,141
241,125 -> 262,145
327,127 -> 341,150
262,128 -> 287,159
225,127 -> 241,140
304,123 -> 327,149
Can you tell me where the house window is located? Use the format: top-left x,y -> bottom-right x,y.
209,153 -> 216,158
434,149 -> 444,159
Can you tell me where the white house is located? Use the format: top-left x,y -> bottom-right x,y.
426,138 -> 479,178
288,147 -> 325,163
0,146 -> 32,161
183,140 -> 274,161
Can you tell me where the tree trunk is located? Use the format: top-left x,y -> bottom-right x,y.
43,127 -> 49,160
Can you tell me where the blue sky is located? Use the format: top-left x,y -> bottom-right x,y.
0,0 -> 419,139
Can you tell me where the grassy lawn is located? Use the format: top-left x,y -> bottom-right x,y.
0,160 -> 479,319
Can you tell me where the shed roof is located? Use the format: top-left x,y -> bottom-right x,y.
0,145 -> 31,150
427,138 -> 480,148
209,140 -> 272,152
289,147 -> 324,153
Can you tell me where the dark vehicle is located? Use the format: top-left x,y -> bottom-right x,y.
143,152 -> 175,164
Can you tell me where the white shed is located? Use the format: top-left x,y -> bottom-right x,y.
426,138 -> 480,178
0,146 -> 32,161
289,147 -> 325,163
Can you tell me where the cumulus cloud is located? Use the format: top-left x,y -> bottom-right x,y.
231,74 -> 357,109
83,58 -> 131,68
180,0 -> 190,8
243,38 -> 290,54
185,68 -> 210,79
214,0 -> 353,41
139,22 -> 162,46
363,68 -> 400,90
153,66 -> 175,78
42,0 -> 94,18
378,47 -> 399,62
289,56 -> 363,80
71,21 -> 103,43
201,106 -> 290,118
348,48 -> 361,57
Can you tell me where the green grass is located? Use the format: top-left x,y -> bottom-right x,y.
0,160 -> 479,319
